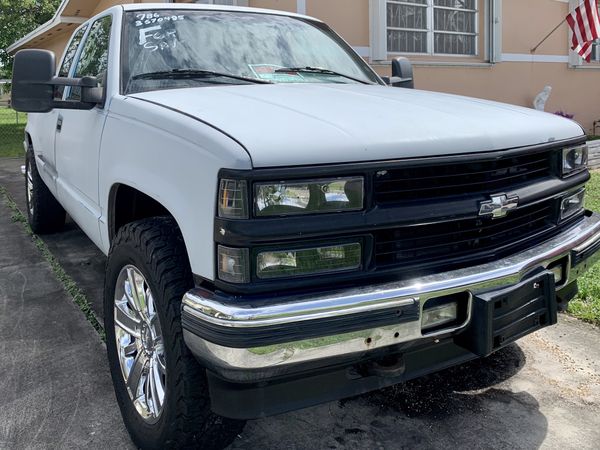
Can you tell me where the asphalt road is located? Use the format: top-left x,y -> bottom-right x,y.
1,157 -> 599,449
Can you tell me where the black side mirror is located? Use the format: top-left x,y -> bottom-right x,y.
382,57 -> 415,89
81,76 -> 104,104
11,49 -> 101,113
11,50 -> 55,112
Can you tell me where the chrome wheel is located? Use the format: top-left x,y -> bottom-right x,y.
26,161 -> 34,216
114,265 -> 166,423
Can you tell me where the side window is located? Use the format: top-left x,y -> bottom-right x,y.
68,15 -> 112,101
55,25 -> 87,99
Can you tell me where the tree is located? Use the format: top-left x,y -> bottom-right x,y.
0,0 -> 62,78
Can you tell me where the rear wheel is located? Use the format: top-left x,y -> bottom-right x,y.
104,217 -> 244,449
25,148 -> 65,234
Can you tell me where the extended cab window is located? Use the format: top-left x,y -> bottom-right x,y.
68,15 -> 112,101
55,25 -> 87,99
122,10 -> 381,94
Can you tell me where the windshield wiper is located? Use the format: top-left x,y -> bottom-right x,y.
274,66 -> 374,85
132,69 -> 272,84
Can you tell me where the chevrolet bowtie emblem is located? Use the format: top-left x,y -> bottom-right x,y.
479,194 -> 519,219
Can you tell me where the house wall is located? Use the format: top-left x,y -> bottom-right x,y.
306,0 -> 370,48
250,0 -> 296,12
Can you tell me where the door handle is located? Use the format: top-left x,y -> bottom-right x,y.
56,115 -> 63,132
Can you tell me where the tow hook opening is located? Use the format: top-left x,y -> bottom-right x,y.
366,355 -> 406,378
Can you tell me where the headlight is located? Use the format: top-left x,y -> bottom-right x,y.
562,145 -> 588,176
561,188 -> 585,220
256,243 -> 362,279
218,179 -> 248,219
254,177 -> 364,217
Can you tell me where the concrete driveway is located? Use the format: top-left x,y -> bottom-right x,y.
1,157 -> 599,449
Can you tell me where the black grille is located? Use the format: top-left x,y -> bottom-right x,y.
374,150 -> 553,205
374,200 -> 560,272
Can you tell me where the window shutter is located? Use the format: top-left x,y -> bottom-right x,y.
489,0 -> 502,62
369,0 -> 387,61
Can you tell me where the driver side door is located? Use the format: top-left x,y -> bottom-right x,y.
55,14 -> 113,249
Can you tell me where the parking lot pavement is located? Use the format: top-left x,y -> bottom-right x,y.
1,157 -> 600,449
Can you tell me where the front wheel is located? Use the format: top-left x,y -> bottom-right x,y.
104,217 -> 244,449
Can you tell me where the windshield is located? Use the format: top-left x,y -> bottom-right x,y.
122,9 -> 382,94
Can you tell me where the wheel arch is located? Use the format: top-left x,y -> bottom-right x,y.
25,131 -> 33,149
108,183 -> 184,248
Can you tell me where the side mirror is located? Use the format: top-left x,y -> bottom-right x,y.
382,57 -> 415,89
81,76 -> 104,104
11,49 -> 101,113
11,49 -> 55,112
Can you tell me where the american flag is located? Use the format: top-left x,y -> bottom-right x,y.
567,0 -> 600,61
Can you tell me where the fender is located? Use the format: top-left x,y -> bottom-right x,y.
98,95 -> 252,280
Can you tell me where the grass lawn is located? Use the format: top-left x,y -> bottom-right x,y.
568,171 -> 600,325
0,108 -> 27,158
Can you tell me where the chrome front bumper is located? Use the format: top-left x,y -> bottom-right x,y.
183,212 -> 600,378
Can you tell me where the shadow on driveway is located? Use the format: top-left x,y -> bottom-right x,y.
234,344 -> 549,450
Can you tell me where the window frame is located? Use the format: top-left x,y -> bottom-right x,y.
65,13 -> 114,106
55,24 -> 89,100
57,25 -> 89,78
386,0 -> 480,57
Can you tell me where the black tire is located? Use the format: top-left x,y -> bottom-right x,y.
104,217 -> 244,450
25,147 -> 66,234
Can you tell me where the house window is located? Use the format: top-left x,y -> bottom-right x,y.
387,0 -> 478,55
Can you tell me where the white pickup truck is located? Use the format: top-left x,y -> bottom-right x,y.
11,3 -> 600,449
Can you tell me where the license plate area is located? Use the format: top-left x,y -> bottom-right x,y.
456,271 -> 557,357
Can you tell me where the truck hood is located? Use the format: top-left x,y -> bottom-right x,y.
131,84 -> 584,168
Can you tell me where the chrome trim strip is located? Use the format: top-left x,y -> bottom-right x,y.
183,291 -> 418,328
573,226 -> 600,253
182,213 -> 600,374
183,323 -> 423,372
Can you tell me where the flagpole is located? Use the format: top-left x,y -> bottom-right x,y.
530,18 -> 568,53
